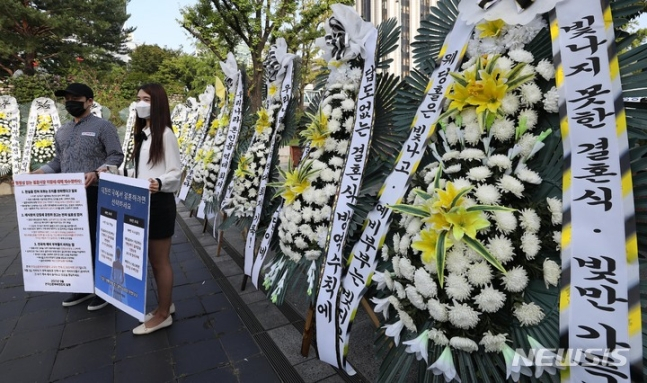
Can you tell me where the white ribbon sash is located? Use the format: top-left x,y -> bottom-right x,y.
335,19 -> 473,372
245,60 -> 295,278
214,71 -> 245,202
553,1 -> 639,381
315,27 -> 378,373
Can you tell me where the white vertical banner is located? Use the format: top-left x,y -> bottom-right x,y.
245,60 -> 295,277
315,27 -> 378,373
0,95 -> 21,175
13,173 -> 94,293
335,19 -> 473,372
213,71 -> 244,202
553,1 -> 637,381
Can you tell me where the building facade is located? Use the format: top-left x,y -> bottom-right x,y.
355,0 -> 437,77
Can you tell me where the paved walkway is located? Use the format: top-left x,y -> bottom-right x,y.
0,194 -> 378,382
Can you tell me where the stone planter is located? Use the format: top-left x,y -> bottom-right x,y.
0,181 -> 13,195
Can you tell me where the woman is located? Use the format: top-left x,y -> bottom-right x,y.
130,83 -> 182,335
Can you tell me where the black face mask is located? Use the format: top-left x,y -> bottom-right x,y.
65,100 -> 87,117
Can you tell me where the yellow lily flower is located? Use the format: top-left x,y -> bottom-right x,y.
301,110 -> 329,149
470,69 -> 508,116
444,206 -> 490,241
0,125 -> 9,136
35,139 -> 53,149
255,108 -> 272,135
268,83 -> 278,98
476,19 -> 506,38
0,142 -> 9,153
235,154 -> 253,178
412,228 -> 440,264
432,182 -> 464,212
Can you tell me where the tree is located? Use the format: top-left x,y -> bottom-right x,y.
180,0 -> 351,110
0,0 -> 134,77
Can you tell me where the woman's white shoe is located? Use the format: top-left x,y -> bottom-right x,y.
140,303 -> 175,323
132,315 -> 173,335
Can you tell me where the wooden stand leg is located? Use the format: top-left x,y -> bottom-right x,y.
361,297 -> 381,329
301,304 -> 316,357
189,208 -> 194,218
215,212 -> 226,257
202,217 -> 208,233
241,275 -> 249,291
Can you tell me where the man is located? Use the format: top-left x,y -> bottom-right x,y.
32,83 -> 124,311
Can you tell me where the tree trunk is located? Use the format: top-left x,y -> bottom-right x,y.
249,51 -> 264,112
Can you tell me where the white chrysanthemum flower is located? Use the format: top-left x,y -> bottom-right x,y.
498,175 -> 525,197
468,166 -> 492,182
380,245 -> 390,261
460,148 -> 486,161
543,86 -> 559,113
488,234 -> 515,264
392,256 -> 402,277
336,139 -> 349,155
394,281 -> 406,299
427,299 -> 449,322
517,133 -> 537,159
491,118 -> 515,142
552,231 -> 562,250
328,156 -> 344,168
387,295 -> 402,311
330,107 -> 343,121
327,119 -> 341,133
493,211 -> 518,235
449,336 -> 479,353
474,286 -> 506,313
487,154 -> 512,170
445,123 -> 460,145
520,83 -> 542,105
461,108 -> 477,125
399,234 -> 411,255
515,164 -> 542,184
501,266 -> 529,292
446,274 -> 473,301
452,177 -> 472,192
399,257 -> 416,281
406,218 -> 423,236
543,259 -> 561,288
398,309 -> 418,332
445,164 -> 462,174
519,208 -> 541,233
414,268 -> 437,298
521,232 -> 541,260
446,251 -> 471,275
467,262 -> 493,287
341,98 -> 355,111
508,49 -> 534,63
442,150 -> 460,161
546,197 -> 562,225
536,59 -> 555,80
520,63 -> 535,78
392,233 -> 401,253
514,302 -> 545,326
448,302 -> 480,329
501,93 -> 520,115
495,55 -> 514,71
428,329 -> 449,346
474,184 -> 501,205
384,271 -> 395,290
405,285 -> 428,311
480,331 -> 508,353
518,108 -> 538,130
464,122 -> 481,145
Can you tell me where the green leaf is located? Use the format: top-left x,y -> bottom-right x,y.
413,188 -> 434,201
387,204 -> 430,218
435,230 -> 449,288
463,235 -> 507,274
466,205 -> 516,213
450,186 -> 472,208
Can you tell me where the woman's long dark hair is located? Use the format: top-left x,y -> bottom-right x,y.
133,83 -> 172,167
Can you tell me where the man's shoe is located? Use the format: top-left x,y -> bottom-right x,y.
133,315 -> 173,335
62,293 -> 95,307
87,296 -> 109,311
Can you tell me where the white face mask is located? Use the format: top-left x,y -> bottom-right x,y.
135,101 -> 151,119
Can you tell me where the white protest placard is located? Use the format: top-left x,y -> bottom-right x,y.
14,173 -> 94,293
